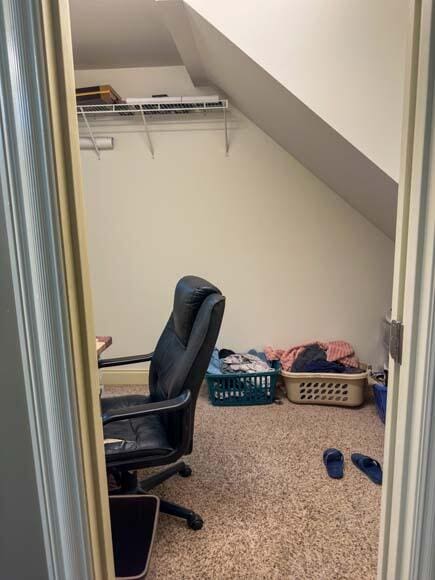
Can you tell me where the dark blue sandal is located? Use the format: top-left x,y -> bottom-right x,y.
323,448 -> 344,479
351,453 -> 382,485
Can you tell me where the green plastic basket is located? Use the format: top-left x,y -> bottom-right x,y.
206,368 -> 279,406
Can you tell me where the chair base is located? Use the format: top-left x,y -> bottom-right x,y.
109,462 -> 203,530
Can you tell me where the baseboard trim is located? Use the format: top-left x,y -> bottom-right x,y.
100,369 -> 149,386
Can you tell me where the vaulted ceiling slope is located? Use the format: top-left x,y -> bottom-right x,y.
159,1 -> 399,238
184,0 -> 408,183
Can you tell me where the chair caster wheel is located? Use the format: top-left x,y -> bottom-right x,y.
179,466 -> 192,477
187,515 -> 203,530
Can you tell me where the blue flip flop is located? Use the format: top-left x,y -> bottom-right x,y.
351,453 -> 382,485
323,448 -> 344,479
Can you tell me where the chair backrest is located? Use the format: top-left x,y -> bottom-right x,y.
149,276 -> 225,407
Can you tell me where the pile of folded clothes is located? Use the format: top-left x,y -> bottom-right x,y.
208,348 -> 272,375
265,341 -> 364,374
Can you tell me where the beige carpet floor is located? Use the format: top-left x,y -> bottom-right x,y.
105,384 -> 384,580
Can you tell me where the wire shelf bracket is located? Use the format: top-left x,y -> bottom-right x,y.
224,107 -> 229,156
79,106 -> 100,160
140,109 -> 154,159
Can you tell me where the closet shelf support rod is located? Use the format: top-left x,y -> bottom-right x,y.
140,109 -> 154,159
79,106 -> 100,160
224,107 -> 229,156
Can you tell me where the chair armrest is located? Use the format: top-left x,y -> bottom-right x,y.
102,390 -> 192,425
98,352 -> 154,368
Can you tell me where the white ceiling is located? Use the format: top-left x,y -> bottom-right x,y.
70,0 -> 182,69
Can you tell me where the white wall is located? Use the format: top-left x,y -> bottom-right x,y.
186,0 -> 409,182
75,65 -> 199,97
76,67 -> 394,368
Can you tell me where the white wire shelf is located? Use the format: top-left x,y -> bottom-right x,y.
76,98 -> 230,159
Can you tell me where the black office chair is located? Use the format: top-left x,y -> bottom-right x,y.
99,276 -> 225,530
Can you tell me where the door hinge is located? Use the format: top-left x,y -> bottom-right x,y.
390,320 -> 404,364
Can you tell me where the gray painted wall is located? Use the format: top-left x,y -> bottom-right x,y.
0,2 -> 95,577
0,187 -> 50,579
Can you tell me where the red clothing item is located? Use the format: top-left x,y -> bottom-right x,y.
264,341 -> 359,372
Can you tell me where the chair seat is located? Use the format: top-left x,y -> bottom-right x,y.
102,395 -> 174,461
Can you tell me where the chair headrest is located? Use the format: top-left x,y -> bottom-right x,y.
173,276 -> 222,345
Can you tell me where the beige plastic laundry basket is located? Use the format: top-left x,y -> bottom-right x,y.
281,370 -> 368,407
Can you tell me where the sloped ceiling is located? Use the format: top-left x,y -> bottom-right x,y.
159,1 -> 398,238
185,0 -> 407,183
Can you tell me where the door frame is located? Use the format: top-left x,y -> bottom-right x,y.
0,0 -> 114,578
39,0 -> 115,577
5,0 -> 435,577
378,0 -> 435,578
